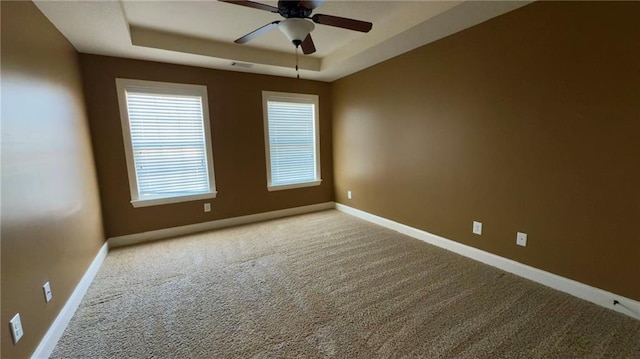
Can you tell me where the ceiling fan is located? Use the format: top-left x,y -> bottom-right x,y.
219,0 -> 373,55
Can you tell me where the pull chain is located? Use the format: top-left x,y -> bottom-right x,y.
295,46 -> 300,80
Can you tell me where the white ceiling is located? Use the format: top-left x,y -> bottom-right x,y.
34,0 -> 532,82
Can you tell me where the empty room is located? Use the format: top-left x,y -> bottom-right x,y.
1,0 -> 639,358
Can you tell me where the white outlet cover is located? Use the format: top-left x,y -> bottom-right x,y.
347,191 -> 352,200
472,221 -> 482,235
517,232 -> 528,247
10,313 -> 24,344
204,203 -> 211,212
43,281 -> 53,303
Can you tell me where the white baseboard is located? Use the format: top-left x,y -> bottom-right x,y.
335,203 -> 640,321
30,201 -> 637,359
31,242 -> 109,359
108,202 -> 335,248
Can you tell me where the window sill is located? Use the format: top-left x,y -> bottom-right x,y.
267,180 -> 322,192
131,192 -> 217,208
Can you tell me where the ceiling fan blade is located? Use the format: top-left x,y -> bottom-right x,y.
234,21 -> 280,44
219,0 -> 279,13
311,14 -> 372,33
301,34 -> 316,55
299,0 -> 324,10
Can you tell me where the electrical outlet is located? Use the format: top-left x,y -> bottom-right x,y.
9,313 -> 24,344
204,203 -> 211,212
347,191 -> 352,200
517,232 -> 527,247
472,221 -> 482,235
43,282 -> 53,303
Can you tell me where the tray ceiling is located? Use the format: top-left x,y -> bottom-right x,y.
34,0 -> 531,81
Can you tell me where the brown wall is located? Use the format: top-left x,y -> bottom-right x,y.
1,2 -> 106,358
79,55 -> 333,238
332,1 -> 640,300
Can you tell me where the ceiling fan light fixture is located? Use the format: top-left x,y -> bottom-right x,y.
278,18 -> 315,47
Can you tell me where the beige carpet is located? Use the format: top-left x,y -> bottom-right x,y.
52,210 -> 640,358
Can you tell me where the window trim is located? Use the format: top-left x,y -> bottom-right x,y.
262,91 -> 321,192
116,78 -> 217,207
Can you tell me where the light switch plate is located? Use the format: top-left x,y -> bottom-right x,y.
472,221 -> 482,235
204,203 -> 211,212
517,232 -> 528,247
43,282 -> 53,303
10,313 -> 24,344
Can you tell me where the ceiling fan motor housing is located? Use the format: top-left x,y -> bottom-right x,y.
277,1 -> 312,18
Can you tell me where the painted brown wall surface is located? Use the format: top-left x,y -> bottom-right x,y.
79,55 -> 333,238
333,2 -> 640,300
1,2 -> 106,358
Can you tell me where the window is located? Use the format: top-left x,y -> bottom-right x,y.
116,79 -> 216,207
262,91 -> 321,191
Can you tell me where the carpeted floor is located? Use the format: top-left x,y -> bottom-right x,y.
52,210 -> 640,358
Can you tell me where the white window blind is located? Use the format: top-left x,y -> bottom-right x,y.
263,92 -> 320,191
127,92 -> 209,197
116,79 -> 216,207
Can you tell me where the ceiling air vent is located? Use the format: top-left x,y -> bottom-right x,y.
231,62 -> 254,69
